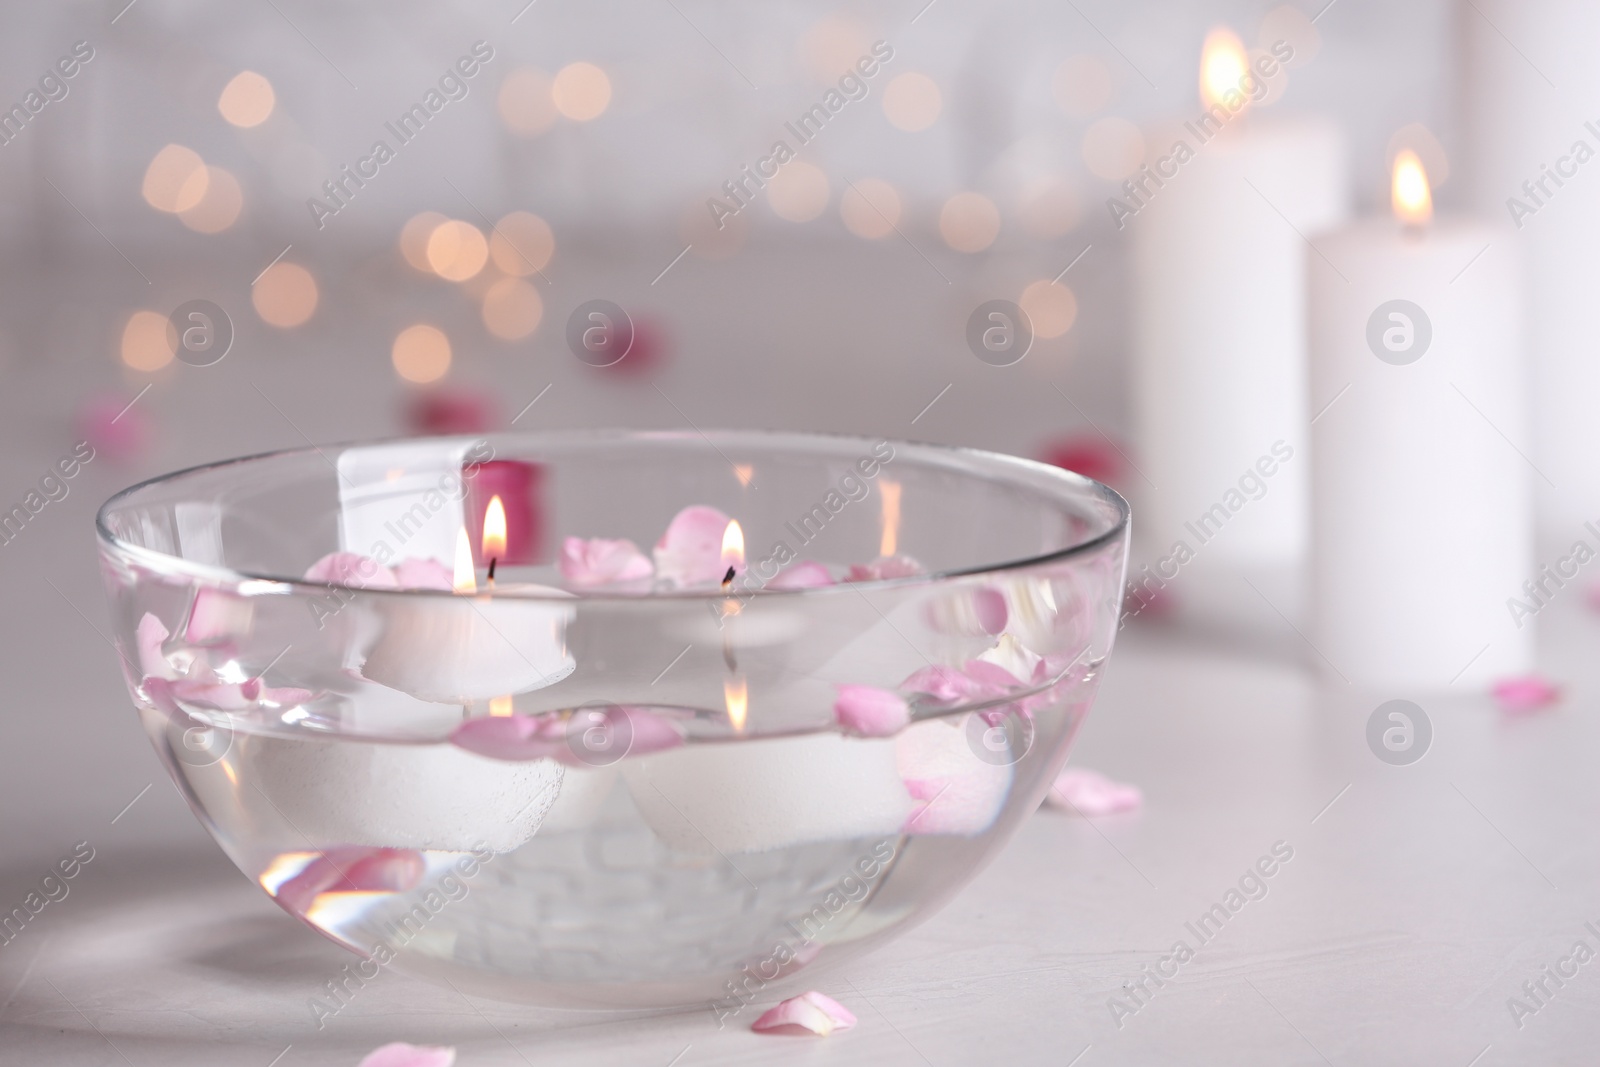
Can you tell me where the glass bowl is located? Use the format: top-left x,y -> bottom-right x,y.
95,429 -> 1129,1012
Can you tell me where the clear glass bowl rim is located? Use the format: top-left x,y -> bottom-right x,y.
95,428 -> 1130,602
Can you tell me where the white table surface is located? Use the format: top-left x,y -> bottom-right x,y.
4,587 -> 1597,1067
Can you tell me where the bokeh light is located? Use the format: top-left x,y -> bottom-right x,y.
768,161 -> 830,223
178,166 -> 243,233
939,191 -> 1001,253
218,71 -> 275,128
252,262 -> 319,328
498,67 -> 557,136
798,16 -> 871,81
400,212 -> 448,272
392,325 -> 452,384
489,211 -> 555,276
1081,117 -> 1145,180
426,220 -> 489,281
120,311 -> 174,372
883,72 -> 942,132
840,178 -> 901,239
1053,55 -> 1113,117
142,145 -> 209,213
552,62 -> 611,121
1020,280 -> 1079,339
481,277 -> 544,340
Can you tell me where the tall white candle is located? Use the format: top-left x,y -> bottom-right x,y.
1132,29 -> 1346,572
1465,0 -> 1600,541
1308,154 -> 1532,689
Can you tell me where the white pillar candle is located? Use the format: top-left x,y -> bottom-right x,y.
1308,156 -> 1532,689
1464,0 -> 1600,539
1132,30 -> 1346,570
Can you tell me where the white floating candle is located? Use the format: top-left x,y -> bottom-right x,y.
1309,151 -> 1532,688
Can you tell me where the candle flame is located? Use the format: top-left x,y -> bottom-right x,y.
879,479 -> 902,558
721,519 -> 745,571
724,676 -> 748,733
1392,149 -> 1433,226
482,495 -> 507,562
489,695 -> 514,717
1199,28 -> 1250,111
452,526 -> 477,594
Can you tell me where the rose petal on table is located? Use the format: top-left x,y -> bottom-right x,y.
752,991 -> 857,1036
391,557 -> 455,591
834,684 -> 910,737
135,612 -> 172,679
653,505 -> 732,587
1491,674 -> 1561,714
1046,767 -> 1142,815
559,536 -> 655,587
357,1042 -> 456,1067
76,393 -> 149,464
304,552 -> 401,589
450,712 -> 570,762
767,560 -> 835,589
846,554 -> 926,581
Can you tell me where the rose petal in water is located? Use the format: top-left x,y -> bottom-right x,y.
653,505 -> 731,587
277,847 -> 428,917
833,684 -> 910,737
558,537 -> 655,587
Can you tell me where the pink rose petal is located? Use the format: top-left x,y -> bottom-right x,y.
752,991 -> 857,1036
559,536 -> 655,587
357,1042 -> 457,1067
833,684 -> 910,737
391,557 -> 454,591
1491,674 -> 1561,714
1046,767 -> 1142,815
924,585 -> 1008,637
846,554 -> 925,582
136,612 -> 172,679
767,560 -> 835,590
304,552 -> 400,589
451,707 -> 683,764
277,847 -> 428,917
184,587 -> 252,645
406,387 -> 499,436
76,394 -> 147,464
653,505 -> 732,587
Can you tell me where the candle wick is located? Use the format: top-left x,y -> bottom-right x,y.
488,557 -> 498,582
721,566 -> 735,588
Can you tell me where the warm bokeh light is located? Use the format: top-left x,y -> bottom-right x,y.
399,212 -> 448,272
1081,117 -> 1145,180
939,191 -> 1001,253
798,16 -> 870,81
497,66 -> 557,136
840,178 -> 901,239
142,144 -> 209,213
882,72 -> 942,132
218,71 -> 275,128
1392,149 -> 1433,226
1017,178 -> 1081,239
178,166 -> 243,233
392,324 -> 452,384
120,310 -> 174,372
489,211 -> 555,276
1053,55 -> 1113,117
426,220 -> 489,281
481,277 -> 543,340
1020,280 -> 1079,339
552,62 -> 611,121
489,695 -> 514,717
252,262 -> 318,328
768,161 -> 830,223
1200,28 -> 1250,110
